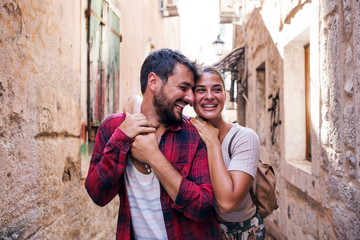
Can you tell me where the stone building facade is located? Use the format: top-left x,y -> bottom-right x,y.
221,0 -> 360,239
0,0 -> 180,239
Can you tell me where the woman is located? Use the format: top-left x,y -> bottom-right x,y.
124,66 -> 265,239
190,66 -> 265,240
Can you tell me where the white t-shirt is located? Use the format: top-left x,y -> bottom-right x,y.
125,157 -> 167,240
213,123 -> 259,222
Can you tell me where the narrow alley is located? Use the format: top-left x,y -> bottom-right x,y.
1,0 -> 359,239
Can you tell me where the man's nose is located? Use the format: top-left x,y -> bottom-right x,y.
184,89 -> 194,105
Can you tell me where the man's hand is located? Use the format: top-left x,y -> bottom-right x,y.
131,132 -> 182,201
131,132 -> 159,165
119,112 -> 155,138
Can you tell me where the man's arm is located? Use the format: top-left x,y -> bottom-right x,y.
85,115 -> 132,206
131,133 -> 214,222
85,113 -> 155,206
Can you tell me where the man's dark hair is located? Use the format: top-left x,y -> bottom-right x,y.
140,48 -> 200,94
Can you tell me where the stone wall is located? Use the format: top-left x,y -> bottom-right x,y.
236,0 -> 360,239
318,0 -> 360,239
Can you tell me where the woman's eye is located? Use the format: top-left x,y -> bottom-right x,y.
196,89 -> 205,93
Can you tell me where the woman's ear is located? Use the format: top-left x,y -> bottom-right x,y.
147,72 -> 161,93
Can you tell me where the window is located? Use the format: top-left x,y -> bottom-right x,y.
304,43 -> 311,161
87,0 -> 121,154
80,0 -> 121,178
280,2 -> 320,202
283,27 -> 310,164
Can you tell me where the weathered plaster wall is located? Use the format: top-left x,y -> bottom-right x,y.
0,1 -> 103,238
0,0 -> 180,239
237,0 -> 360,239
116,0 -> 180,109
0,0 -> 119,239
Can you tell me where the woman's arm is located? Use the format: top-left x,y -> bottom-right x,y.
123,95 -> 143,114
190,118 -> 253,214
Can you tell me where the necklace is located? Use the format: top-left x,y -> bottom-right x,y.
131,158 -> 152,173
144,164 -> 152,173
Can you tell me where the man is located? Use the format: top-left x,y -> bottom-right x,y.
85,49 -> 220,239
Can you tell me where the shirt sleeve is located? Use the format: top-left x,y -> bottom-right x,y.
228,127 -> 259,179
171,138 -> 214,222
85,116 -> 134,207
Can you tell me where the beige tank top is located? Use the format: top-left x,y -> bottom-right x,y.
213,124 -> 259,222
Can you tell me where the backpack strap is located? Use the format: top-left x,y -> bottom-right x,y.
227,127 -> 259,210
228,128 -> 239,159
249,185 -> 259,210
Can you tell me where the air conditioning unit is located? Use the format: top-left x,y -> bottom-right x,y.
160,0 -> 179,18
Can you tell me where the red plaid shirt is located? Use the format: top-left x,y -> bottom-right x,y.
85,113 -> 220,240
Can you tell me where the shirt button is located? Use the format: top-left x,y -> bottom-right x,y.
125,142 -> 129,145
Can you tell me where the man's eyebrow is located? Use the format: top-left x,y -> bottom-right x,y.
181,82 -> 193,87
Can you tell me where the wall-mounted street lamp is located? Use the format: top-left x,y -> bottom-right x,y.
212,35 -> 225,56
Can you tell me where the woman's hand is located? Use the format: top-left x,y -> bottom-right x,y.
190,117 -> 219,145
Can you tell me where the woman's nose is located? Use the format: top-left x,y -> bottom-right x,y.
205,90 -> 214,99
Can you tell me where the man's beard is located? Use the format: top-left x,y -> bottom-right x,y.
153,87 -> 183,127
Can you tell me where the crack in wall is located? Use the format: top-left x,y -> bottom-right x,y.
279,0 -> 312,31
34,131 -> 80,140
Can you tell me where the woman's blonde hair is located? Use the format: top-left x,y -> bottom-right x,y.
202,66 -> 225,87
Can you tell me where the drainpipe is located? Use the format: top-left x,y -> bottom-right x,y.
86,0 -> 91,142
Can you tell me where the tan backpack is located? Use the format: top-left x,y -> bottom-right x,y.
228,129 -> 279,218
